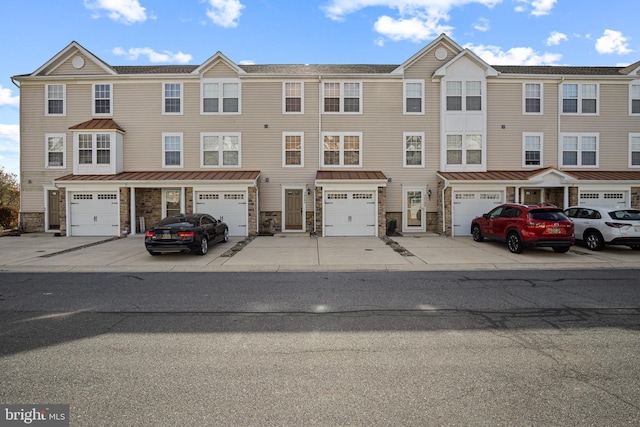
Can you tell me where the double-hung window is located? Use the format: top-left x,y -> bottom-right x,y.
322,133 -> 362,166
523,83 -> 542,114
283,82 -> 303,113
283,132 -> 304,167
404,132 -> 424,167
404,80 -> 424,114
46,84 -> 65,115
523,133 -> 543,167
93,84 -> 111,115
630,134 -> 640,167
74,132 -> 114,174
562,83 -> 598,114
446,81 -> 482,111
201,132 -> 241,167
630,82 -> 640,115
46,134 -> 66,168
561,133 -> 598,167
323,82 -> 361,113
446,134 -> 482,166
163,83 -> 182,114
201,79 -> 240,114
163,133 -> 183,168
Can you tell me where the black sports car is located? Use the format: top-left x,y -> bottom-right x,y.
144,213 -> 229,256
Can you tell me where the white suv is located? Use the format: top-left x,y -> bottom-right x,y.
563,206 -> 640,251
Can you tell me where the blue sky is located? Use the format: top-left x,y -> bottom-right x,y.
1,0 -> 638,180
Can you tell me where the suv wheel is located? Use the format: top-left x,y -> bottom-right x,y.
585,231 -> 604,251
471,224 -> 484,242
507,231 -> 525,254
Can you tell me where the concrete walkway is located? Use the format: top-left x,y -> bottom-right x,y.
0,232 -> 638,272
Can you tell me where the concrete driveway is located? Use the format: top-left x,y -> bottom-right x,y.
0,232 -> 638,272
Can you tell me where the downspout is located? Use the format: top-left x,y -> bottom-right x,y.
315,75 -> 322,236
11,76 -> 20,89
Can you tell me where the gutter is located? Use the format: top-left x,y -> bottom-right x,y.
11,76 -> 19,89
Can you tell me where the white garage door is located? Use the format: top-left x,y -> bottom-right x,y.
69,192 -> 119,236
195,192 -> 247,236
452,191 -> 502,236
579,191 -> 627,208
324,192 -> 376,236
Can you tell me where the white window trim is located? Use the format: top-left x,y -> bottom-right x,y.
630,80 -> 640,116
403,80 -> 424,115
561,82 -> 599,115
163,132 -> 184,168
441,132 -> 486,172
92,83 -> 112,117
403,132 -> 425,168
320,132 -> 363,167
282,132 -> 304,168
45,84 -> 66,116
163,82 -> 183,116
200,132 -> 242,168
559,132 -> 599,168
630,133 -> 640,168
45,133 -> 66,169
200,78 -> 241,115
322,81 -> 363,114
522,132 -> 544,168
522,82 -> 543,115
282,82 -> 304,114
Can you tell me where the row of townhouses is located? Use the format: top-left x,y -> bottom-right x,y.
12,34 -> 640,238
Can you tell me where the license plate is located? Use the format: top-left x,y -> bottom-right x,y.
547,228 -> 561,234
162,233 -> 172,240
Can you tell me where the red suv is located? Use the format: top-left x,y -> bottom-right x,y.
471,203 -> 574,254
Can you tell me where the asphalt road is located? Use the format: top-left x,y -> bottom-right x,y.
1,270 -> 639,426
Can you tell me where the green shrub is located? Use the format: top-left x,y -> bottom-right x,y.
0,206 -> 18,229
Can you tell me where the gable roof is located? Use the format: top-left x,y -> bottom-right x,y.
192,51 -> 246,76
31,41 -> 116,76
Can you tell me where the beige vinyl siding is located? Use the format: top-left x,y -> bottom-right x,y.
50,55 -> 109,76
486,81 -> 560,170
203,62 -> 238,78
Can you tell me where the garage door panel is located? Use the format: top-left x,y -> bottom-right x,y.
452,192 -> 502,236
579,191 -> 627,208
69,193 -> 119,236
325,192 -> 376,237
195,192 -> 247,237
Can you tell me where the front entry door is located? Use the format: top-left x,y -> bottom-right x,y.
404,188 -> 425,232
523,189 -> 541,204
48,190 -> 60,230
164,190 -> 181,217
285,189 -> 303,231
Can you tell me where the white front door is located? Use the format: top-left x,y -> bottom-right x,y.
403,187 -> 425,232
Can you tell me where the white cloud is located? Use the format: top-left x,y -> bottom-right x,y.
595,29 -> 633,55
464,43 -> 562,65
323,0 -> 501,43
546,31 -> 568,46
238,60 -> 255,65
514,0 -> 556,16
206,0 -> 244,28
113,47 -> 193,64
473,17 -> 490,32
0,85 -> 19,108
0,124 -> 19,146
83,0 -> 148,25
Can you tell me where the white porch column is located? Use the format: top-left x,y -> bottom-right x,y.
129,186 -> 136,235
563,186 -> 569,209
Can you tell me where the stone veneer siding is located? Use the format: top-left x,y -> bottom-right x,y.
631,187 -> 640,209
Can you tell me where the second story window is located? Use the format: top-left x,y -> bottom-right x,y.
322,133 -> 361,166
466,81 -> 481,111
446,81 -> 482,111
163,133 -> 183,167
323,82 -> 361,113
283,133 -> 303,167
201,80 -> 240,114
284,82 -> 303,113
404,81 -> 423,114
404,133 -> 424,167
446,134 -> 482,166
562,83 -> 598,114
46,134 -> 66,168
46,84 -> 65,115
446,81 -> 462,111
201,133 -> 241,167
163,83 -> 182,114
629,134 -> 640,167
630,82 -> 640,115
561,134 -> 598,167
523,133 -> 543,167
93,84 -> 111,115
524,83 -> 542,114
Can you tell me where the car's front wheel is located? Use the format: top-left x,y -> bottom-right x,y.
197,237 -> 208,255
553,246 -> 571,253
585,231 -> 605,251
471,224 -> 484,242
507,231 -> 524,254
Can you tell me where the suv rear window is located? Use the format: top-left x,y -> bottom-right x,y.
608,210 -> 640,220
528,210 -> 568,221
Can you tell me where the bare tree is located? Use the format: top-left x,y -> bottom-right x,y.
0,166 -> 20,209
